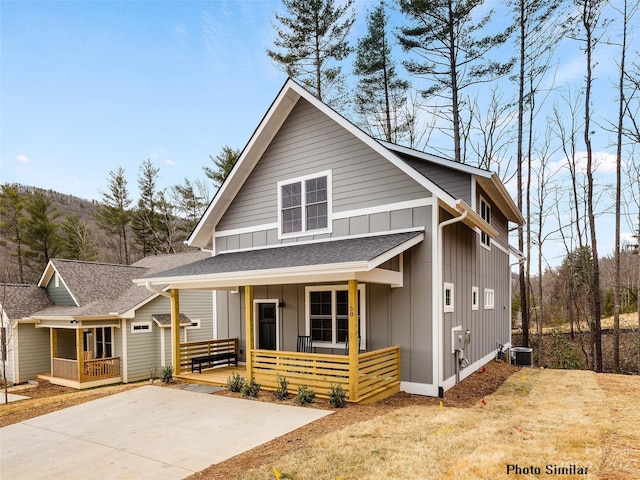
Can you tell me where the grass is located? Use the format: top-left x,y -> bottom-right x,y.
515,311 -> 639,335
242,369 -> 640,480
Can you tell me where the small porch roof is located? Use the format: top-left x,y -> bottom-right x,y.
134,231 -> 424,289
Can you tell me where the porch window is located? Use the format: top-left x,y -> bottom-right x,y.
278,171 -> 331,237
306,285 -> 365,348
95,327 -> 112,358
479,197 -> 491,248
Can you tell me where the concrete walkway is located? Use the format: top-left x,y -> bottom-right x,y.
1,385 -> 332,479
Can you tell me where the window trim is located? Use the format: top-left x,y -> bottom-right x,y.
305,284 -> 366,349
484,288 -> 495,310
443,282 -> 455,313
277,170 -> 332,239
479,196 -> 491,249
131,321 -> 152,333
472,286 -> 479,311
186,319 -> 201,330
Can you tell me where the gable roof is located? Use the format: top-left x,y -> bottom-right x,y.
0,284 -> 55,320
187,78 -> 523,249
29,251 -> 211,320
152,313 -> 192,327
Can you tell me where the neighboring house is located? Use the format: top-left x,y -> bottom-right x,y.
136,78 -> 524,402
0,251 -> 212,388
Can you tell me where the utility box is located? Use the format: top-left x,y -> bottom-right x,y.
511,347 -> 533,367
455,329 -> 471,352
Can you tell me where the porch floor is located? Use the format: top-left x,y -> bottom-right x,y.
176,366 -> 246,387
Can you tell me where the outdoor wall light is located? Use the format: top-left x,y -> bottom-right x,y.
278,301 -> 285,308
70,319 -> 79,325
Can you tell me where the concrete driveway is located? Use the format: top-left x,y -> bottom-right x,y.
0,385 -> 332,479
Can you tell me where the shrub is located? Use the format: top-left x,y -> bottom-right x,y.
241,379 -> 261,398
294,385 -> 316,405
549,331 -> 583,370
328,383 -> 347,408
160,365 -> 174,383
273,374 -> 290,401
226,372 -> 246,393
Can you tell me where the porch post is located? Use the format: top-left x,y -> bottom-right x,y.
348,279 -> 359,402
245,285 -> 254,381
171,289 -> 181,374
50,329 -> 57,375
76,327 -> 84,382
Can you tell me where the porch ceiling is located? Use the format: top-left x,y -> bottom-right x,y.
134,231 -> 424,289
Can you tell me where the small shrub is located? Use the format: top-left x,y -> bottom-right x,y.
273,374 -> 290,401
294,385 -> 316,405
549,331 -> 583,370
241,379 -> 261,398
160,365 -> 174,383
226,372 -> 246,393
328,383 -> 347,408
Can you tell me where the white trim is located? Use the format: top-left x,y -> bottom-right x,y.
131,321 -> 152,333
479,196 -> 492,250
37,262 -> 80,307
472,286 -> 479,311
442,349 -> 501,392
400,381 -> 440,397
443,282 -> 455,313
484,288 -> 495,310
277,170 -> 333,239
12,322 -> 19,384
332,197 -> 434,220
305,284 -> 366,350
214,223 -> 279,238
493,240 -> 509,256
253,299 -> 280,351
431,208 -> 440,393
160,328 -> 166,367
212,290 -> 218,340
121,320 -> 128,383
186,319 -> 201,330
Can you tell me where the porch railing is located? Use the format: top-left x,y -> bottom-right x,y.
251,346 -> 401,402
179,338 -> 239,374
51,357 -> 121,382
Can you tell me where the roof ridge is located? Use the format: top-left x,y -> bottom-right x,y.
51,258 -> 145,269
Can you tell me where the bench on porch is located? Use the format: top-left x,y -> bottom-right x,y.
191,351 -> 238,373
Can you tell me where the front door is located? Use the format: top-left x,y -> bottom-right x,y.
257,302 -> 277,350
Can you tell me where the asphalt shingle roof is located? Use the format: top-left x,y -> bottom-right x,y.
0,284 -> 55,319
142,232 -> 422,280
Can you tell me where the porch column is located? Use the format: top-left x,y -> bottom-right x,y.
76,327 -> 84,382
171,289 -> 181,374
348,279 -> 359,402
50,329 -> 57,375
245,285 -> 254,381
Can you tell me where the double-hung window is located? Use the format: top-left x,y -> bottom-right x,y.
306,285 -> 365,348
479,197 -> 491,248
278,171 -> 331,237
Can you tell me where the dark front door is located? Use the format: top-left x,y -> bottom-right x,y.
257,303 -> 277,350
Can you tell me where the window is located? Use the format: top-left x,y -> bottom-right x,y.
131,321 -> 152,333
472,286 -> 479,311
479,197 -> 491,248
278,171 -> 331,237
444,282 -> 454,313
484,288 -> 495,309
306,285 -> 365,347
96,327 -> 112,358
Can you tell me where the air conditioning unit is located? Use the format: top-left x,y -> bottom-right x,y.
511,347 -> 533,367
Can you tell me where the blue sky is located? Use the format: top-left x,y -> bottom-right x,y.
1,0 -> 638,267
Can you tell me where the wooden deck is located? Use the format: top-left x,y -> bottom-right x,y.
176,365 -> 246,386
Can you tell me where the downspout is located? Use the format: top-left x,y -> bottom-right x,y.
145,282 -> 171,298
437,207 -> 468,393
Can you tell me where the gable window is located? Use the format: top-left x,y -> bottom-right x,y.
484,288 -> 495,310
479,197 -> 491,248
278,171 -> 331,237
306,285 -> 365,348
472,286 -> 479,311
444,282 -> 454,313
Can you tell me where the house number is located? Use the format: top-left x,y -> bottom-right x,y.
349,306 -> 354,317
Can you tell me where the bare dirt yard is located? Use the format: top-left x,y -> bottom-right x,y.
2,363 -> 639,480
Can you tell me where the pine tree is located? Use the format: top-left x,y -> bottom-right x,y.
95,166 -> 132,264
353,2 -> 409,142
0,183 -> 27,283
397,0 -> 514,163
61,213 -> 98,261
132,159 -> 161,257
266,0 -> 355,106
24,190 -> 61,267
203,146 -> 240,189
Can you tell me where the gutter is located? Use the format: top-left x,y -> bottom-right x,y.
145,282 -> 171,298
436,208 -> 469,395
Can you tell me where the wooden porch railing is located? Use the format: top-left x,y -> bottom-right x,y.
251,346 -> 401,402
52,357 -> 121,382
179,338 -> 239,374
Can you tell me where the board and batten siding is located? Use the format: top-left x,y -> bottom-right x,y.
216,97 -> 428,233
440,210 -> 511,382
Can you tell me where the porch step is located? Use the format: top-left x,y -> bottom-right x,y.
171,383 -> 225,395
30,378 -> 51,387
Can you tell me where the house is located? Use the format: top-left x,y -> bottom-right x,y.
0,251 -> 213,388
134,78 -> 524,402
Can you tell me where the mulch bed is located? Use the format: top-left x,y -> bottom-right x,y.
187,360 -> 518,480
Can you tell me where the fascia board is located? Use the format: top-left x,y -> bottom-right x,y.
367,232 -> 424,269
456,200 -> 499,238
475,175 -> 524,225
37,262 -> 80,307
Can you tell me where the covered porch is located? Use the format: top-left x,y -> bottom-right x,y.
37,319 -> 122,389
138,232 -> 423,403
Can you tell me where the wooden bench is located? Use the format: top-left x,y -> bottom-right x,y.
191,352 -> 238,373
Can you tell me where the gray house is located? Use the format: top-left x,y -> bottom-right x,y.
136,79 -> 524,402
1,251 -> 213,388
